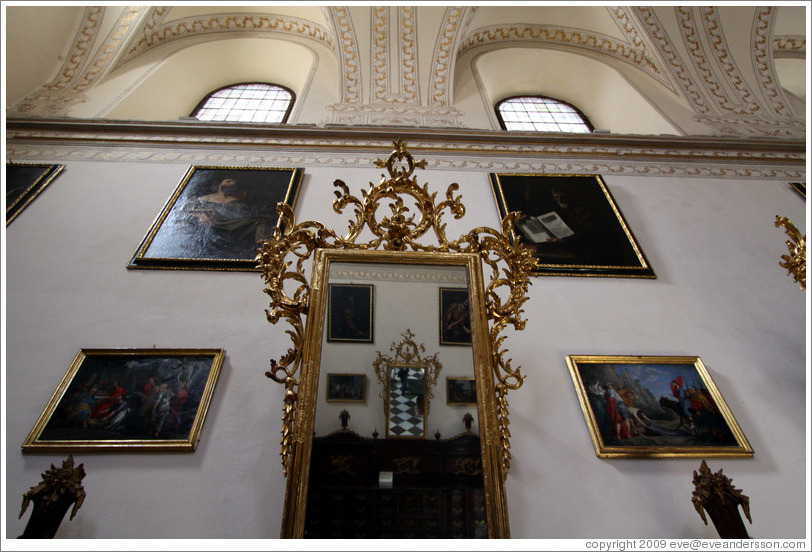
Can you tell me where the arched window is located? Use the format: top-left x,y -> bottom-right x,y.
191,83 -> 294,124
496,95 -> 593,133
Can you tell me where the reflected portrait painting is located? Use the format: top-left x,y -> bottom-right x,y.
439,288 -> 472,346
327,283 -> 374,343
129,166 -> 302,270
566,355 -> 752,458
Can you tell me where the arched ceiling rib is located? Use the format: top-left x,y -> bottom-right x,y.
4,5 -> 806,138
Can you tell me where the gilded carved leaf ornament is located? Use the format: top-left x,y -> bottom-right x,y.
257,139 -> 538,477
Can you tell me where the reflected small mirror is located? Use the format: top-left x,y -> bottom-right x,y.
373,328 -> 445,440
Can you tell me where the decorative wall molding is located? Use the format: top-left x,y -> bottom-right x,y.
325,104 -> 463,127
752,7 -> 792,118
635,6 -> 804,138
700,6 -> 760,114
457,23 -> 670,88
330,263 -> 467,285
773,35 -> 806,57
118,12 -> 334,65
10,7 -> 104,115
372,6 -> 418,104
679,6 -> 751,116
429,7 -> 473,107
636,6 -> 716,116
608,6 -> 679,95
328,6 -> 362,105
6,119 -> 804,180
10,7 -> 146,117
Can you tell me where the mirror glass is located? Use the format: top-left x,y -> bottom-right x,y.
312,260 -> 478,441
294,253 -> 495,538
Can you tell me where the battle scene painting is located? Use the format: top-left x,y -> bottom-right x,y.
23,349 -> 224,452
566,355 -> 752,458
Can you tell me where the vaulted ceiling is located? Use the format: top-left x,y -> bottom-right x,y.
4,5 -> 807,138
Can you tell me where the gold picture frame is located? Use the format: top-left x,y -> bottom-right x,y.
566,355 -> 752,458
325,373 -> 367,403
22,348 -> 225,453
447,377 -> 477,405
6,162 -> 65,226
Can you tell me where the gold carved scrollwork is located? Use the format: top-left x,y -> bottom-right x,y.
257,139 -> 537,478
454,457 -> 483,476
774,215 -> 806,290
392,457 -> 422,474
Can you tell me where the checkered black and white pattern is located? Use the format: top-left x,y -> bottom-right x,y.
389,369 -> 424,437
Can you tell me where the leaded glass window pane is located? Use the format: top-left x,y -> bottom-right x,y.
192,83 -> 293,123
497,96 -> 592,133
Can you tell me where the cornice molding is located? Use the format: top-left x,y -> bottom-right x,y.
5,118 -> 805,180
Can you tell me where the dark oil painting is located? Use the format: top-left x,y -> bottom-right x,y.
490,173 -> 655,278
326,374 -> 367,402
327,283 -> 374,343
6,163 -> 64,225
129,166 -> 302,270
447,377 -> 477,405
566,355 -> 752,458
23,349 -> 225,452
439,288 -> 472,346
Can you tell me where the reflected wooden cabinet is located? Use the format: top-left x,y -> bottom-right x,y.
304,431 -> 487,538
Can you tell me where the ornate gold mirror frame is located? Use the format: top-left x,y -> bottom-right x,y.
257,140 -> 537,538
373,329 -> 443,439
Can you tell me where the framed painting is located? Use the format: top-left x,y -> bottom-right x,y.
565,355 -> 753,458
326,374 -> 367,403
6,162 -> 65,226
439,287 -> 472,346
447,377 -> 477,405
22,348 -> 225,453
128,165 -> 303,271
327,283 -> 374,343
789,182 -> 805,198
489,173 -> 655,278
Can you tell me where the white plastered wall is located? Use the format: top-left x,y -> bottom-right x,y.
3,150 -> 807,541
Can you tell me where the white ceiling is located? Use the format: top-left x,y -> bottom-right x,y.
4,5 -> 807,138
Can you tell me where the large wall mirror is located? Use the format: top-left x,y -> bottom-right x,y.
257,141 -> 537,538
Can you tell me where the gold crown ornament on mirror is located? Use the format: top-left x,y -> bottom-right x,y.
256,139 -> 538,478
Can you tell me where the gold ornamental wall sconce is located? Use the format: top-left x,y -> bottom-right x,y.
692,460 -> 751,539
774,216 -> 806,290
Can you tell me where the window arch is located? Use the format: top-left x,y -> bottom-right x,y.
191,83 -> 294,124
496,95 -> 593,133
